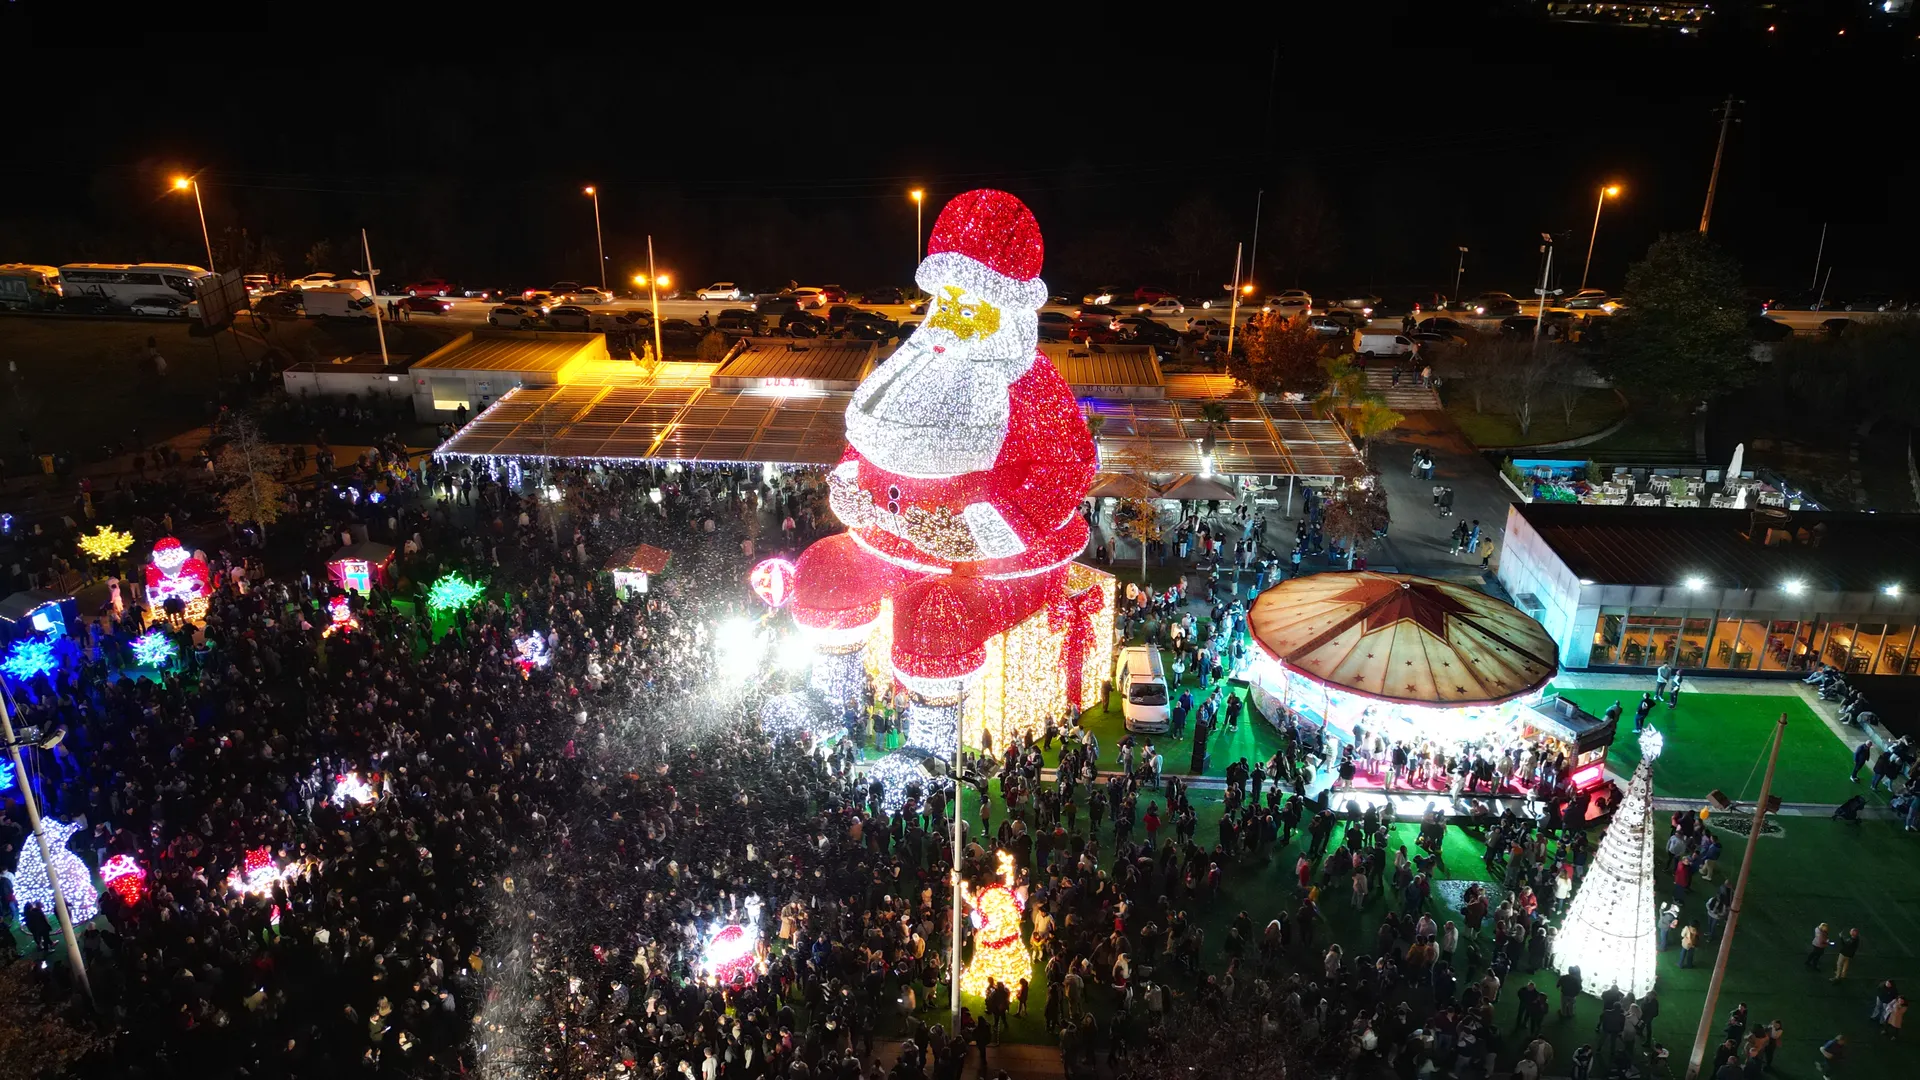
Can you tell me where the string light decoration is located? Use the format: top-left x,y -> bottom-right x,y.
513,633 -> 551,671
145,537 -> 210,625
867,747 -> 950,814
229,846 -> 306,897
1551,727 -> 1665,1001
758,690 -> 842,745
76,525 -> 135,562
321,595 -> 360,637
100,854 -> 148,905
425,572 -> 485,614
960,851 -> 1032,998
6,818 -> 99,924
1,634 -> 60,681
698,896 -> 765,988
130,629 -> 178,668
333,772 -> 376,805
750,558 -> 797,609
0,760 -> 14,792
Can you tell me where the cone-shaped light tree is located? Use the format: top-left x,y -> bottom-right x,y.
1553,727 -> 1665,1000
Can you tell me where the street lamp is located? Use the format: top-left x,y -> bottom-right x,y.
1453,246 -> 1468,304
910,189 -> 924,288
1581,184 -> 1621,292
172,176 -> 216,272
584,186 -> 607,293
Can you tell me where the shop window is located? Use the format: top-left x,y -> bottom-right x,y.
1621,610 -> 1685,668
1676,616 -> 1712,669
1853,623 -> 1888,675
1877,624 -> 1918,676
1590,607 -> 1626,666
1823,622 -> 1859,671
1710,614 -> 1766,671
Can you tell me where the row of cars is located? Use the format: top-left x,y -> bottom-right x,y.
484,297 -> 912,346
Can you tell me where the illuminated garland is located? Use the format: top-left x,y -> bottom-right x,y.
425,572 -> 486,614
8,818 -> 99,924
1,634 -> 59,681
960,851 -> 1032,997
130,629 -> 178,668
867,747 -> 950,814
1552,728 -> 1665,1000
77,525 -> 135,562
101,854 -> 148,905
698,896 -> 764,988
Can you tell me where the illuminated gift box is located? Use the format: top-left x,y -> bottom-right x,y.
862,562 -> 1116,751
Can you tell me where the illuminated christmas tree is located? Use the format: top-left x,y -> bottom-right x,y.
1553,727 -> 1664,1000
960,851 -> 1031,997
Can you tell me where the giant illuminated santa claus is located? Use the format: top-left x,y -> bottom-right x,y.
790,189 -> 1097,753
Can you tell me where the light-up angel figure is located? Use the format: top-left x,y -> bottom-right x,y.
959,850 -> 1031,997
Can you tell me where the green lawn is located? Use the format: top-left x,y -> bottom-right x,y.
1553,688 -> 1864,805
1443,383 -> 1625,448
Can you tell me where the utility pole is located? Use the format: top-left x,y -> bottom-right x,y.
361,229 -> 389,366
646,235 -> 665,371
1698,93 -> 1737,235
950,732 -> 964,1027
1225,242 -> 1244,358
1685,714 -> 1787,1079
0,685 -> 92,1004
1810,223 -> 1828,291
1533,234 -> 1556,342
1247,189 -> 1265,295
1454,246 -> 1468,304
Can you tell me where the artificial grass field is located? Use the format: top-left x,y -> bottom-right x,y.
1553,687 -> 1868,806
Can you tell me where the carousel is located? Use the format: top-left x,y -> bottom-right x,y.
1246,572 -> 1615,797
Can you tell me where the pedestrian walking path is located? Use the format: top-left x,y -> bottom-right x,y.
1372,409 -> 1515,579
1365,367 -> 1442,412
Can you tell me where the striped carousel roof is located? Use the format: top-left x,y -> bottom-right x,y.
1247,572 -> 1558,707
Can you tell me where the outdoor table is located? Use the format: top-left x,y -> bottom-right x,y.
1632,493 -> 1662,507
1648,476 -> 1672,494
1758,491 -> 1786,507
1666,496 -> 1700,508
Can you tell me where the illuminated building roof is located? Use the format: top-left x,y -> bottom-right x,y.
1248,572 -> 1558,706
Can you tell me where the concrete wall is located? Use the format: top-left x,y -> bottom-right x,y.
411,369 -> 543,420
1496,506 -> 1590,668
283,367 -> 413,405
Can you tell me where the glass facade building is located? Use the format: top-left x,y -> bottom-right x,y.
1496,503 -> 1920,676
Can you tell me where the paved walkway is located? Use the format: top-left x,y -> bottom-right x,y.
1364,367 -> 1442,412
1371,407 -> 1516,581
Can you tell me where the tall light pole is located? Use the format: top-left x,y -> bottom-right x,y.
362,228 -> 389,366
1699,93 -> 1736,236
1581,184 -> 1620,292
1225,243 -> 1245,358
0,686 -> 91,1004
909,189 -> 925,288
645,236 -> 665,369
172,176 -> 216,272
584,186 -> 607,293
1684,714 -> 1787,1079
1533,233 -> 1556,342
1453,246 -> 1468,304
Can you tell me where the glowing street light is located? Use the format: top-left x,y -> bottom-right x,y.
910,188 -> 925,292
171,175 -> 216,273
584,185 -> 607,292
1581,183 -> 1621,292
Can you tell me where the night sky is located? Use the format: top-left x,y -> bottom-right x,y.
7,5 -> 1915,302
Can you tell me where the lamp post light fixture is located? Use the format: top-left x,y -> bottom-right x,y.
1582,183 -> 1621,292
172,176 -> 216,273
909,189 -> 925,294
584,186 -> 607,293
1684,575 -> 1707,591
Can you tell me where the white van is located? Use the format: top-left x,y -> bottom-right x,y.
1358,329 -> 1416,359
1115,645 -> 1171,733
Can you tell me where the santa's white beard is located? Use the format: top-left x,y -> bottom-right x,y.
843,317 -> 1039,478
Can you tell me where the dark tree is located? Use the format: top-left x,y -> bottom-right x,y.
1228,311 -> 1333,397
1597,232 -> 1751,413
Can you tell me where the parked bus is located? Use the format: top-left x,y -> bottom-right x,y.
0,263 -> 63,310
56,262 -> 210,309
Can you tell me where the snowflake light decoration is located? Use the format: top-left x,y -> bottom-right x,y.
960,851 -> 1031,998
101,854 -> 148,905
426,572 -> 485,614
699,896 -> 764,987
77,525 -> 135,562
1,634 -> 60,682
514,633 -> 551,671
333,771 -> 376,805
6,818 -> 99,924
1638,725 -> 1665,762
0,760 -> 14,792
131,629 -> 178,667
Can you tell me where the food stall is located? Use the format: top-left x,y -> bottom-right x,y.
614,543 -> 671,599
328,542 -> 396,595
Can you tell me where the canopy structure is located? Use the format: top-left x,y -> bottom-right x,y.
621,543 -> 672,575
1246,571 -> 1558,707
1087,472 -> 1161,500
1157,473 -> 1239,502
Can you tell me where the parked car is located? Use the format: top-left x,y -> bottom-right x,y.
780,310 -> 830,335
129,295 -> 197,318
696,282 -> 744,301
1076,304 -> 1123,318
819,284 -> 849,303
1416,315 -> 1473,337
826,304 -> 871,328
1082,286 -> 1120,306
1038,311 -> 1074,342
253,291 -> 301,316
567,287 -> 613,305
715,308 -> 768,335
243,274 -> 273,295
400,295 -> 453,315
489,304 -> 541,328
1320,308 -> 1366,331
402,278 -> 456,297
1563,293 -> 1622,311
1563,288 -> 1608,306
838,321 -> 898,342
290,272 -> 338,290
1136,297 -> 1186,316
1267,290 -> 1311,316
860,287 -> 904,305
458,285 -> 498,300
1197,291 -> 1242,310
1069,312 -> 1121,343
753,294 -> 800,316
590,309 -> 654,333
1410,329 -> 1467,350
908,295 -> 934,315
57,294 -> 112,315
546,305 -> 594,330
1357,329 -> 1416,359
1133,285 -> 1176,303
548,280 -> 582,295
1307,315 -> 1350,337
790,288 -> 827,309
1468,292 -> 1521,317
1117,316 -> 1181,347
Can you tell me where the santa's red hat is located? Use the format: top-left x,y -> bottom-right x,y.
914,189 -> 1048,311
